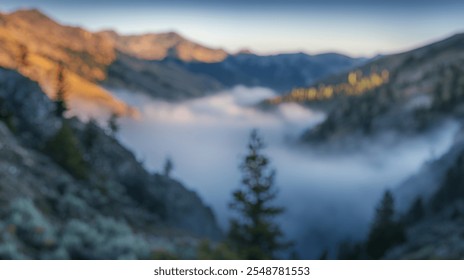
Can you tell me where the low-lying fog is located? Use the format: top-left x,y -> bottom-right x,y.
110,86 -> 459,259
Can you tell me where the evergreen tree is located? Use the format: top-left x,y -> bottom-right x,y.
54,63 -> 68,117
163,157 -> 174,178
108,113 -> 119,136
228,129 -> 289,259
366,190 -> 405,259
406,196 -> 425,223
337,240 -> 363,260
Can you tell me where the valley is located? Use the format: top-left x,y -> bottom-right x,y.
1,5 -> 464,260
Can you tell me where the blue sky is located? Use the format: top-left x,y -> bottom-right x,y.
1,0 -> 463,57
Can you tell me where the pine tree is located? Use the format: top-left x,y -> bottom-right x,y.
407,196 -> 424,223
54,63 -> 68,117
108,113 -> 119,136
366,190 -> 405,259
163,157 -> 174,177
228,129 -> 289,259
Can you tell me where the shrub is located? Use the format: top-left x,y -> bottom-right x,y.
60,216 -> 150,259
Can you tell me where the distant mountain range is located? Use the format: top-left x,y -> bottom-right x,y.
0,8 -> 363,119
163,52 -> 365,91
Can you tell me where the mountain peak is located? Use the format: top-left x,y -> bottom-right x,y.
10,8 -> 51,21
159,31 -> 183,40
236,48 -> 254,55
105,30 -> 228,62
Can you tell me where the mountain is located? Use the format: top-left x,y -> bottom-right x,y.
104,52 -> 222,101
277,33 -> 464,259
0,8 -> 365,117
162,52 -> 364,92
98,28 -> 363,92
0,9 -> 133,118
289,33 -> 464,147
0,67 -> 221,259
99,30 -> 228,62
0,9 -> 223,119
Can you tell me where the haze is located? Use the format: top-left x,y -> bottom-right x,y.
1,0 -> 464,56
110,86 -> 459,258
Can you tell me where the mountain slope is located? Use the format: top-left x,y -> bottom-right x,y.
99,29 -> 363,92
99,30 -> 227,62
0,67 -> 221,259
163,52 -> 364,92
382,131 -> 464,259
0,9 -> 135,118
104,52 -> 222,100
294,33 -> 464,146
0,9 -> 224,118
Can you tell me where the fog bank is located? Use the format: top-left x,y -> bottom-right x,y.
111,86 -> 459,258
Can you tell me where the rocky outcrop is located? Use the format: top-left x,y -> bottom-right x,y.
0,68 -> 221,259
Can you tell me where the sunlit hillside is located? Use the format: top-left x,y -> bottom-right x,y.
269,70 -> 389,104
0,9 -> 136,118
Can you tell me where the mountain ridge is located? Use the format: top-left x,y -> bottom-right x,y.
278,31 -> 464,147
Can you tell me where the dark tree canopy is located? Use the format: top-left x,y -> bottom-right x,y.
366,190 -> 405,259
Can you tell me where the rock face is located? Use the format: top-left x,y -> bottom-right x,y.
0,68 -> 222,259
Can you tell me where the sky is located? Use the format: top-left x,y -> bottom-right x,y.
1,0 -> 464,57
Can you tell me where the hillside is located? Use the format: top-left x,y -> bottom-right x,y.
387,136 -> 464,259
0,9 -> 134,118
285,33 -> 464,147
99,30 -> 228,63
0,67 -> 221,259
284,33 -> 464,259
0,9 -> 223,118
382,130 -> 464,259
163,52 -> 364,92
